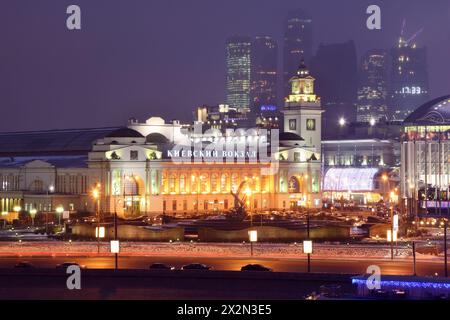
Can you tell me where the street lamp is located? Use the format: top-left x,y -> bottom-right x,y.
1,211 -> 8,228
95,226 -> 105,238
29,209 -> 37,226
338,117 -> 346,127
111,239 -> 120,267
248,230 -> 257,256
303,240 -> 313,273
55,206 -> 64,226
92,185 -> 101,253
444,218 -> 448,278
13,206 -> 21,225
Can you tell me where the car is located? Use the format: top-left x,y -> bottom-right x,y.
14,261 -> 35,269
240,264 -> 272,272
181,263 -> 212,271
149,263 -> 175,270
56,262 -> 86,269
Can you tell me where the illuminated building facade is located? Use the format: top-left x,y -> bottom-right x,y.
357,50 -> 388,123
283,9 -> 313,99
390,37 -> 429,121
0,67 -> 324,220
225,36 -> 251,110
322,139 -> 399,204
401,95 -> 450,219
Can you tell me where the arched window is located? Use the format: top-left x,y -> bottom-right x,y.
124,176 -> 139,195
231,173 -> 239,193
169,174 -> 176,193
288,176 -> 300,193
161,173 -> 168,193
200,174 -> 208,193
261,175 -> 268,192
179,175 -> 186,193
220,174 -> 228,192
211,174 -> 218,193
190,174 -> 198,193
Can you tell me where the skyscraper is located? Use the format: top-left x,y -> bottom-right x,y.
225,36 -> 251,110
357,50 -> 388,123
389,35 -> 429,121
283,9 -> 313,99
250,36 -> 278,127
309,41 -> 358,138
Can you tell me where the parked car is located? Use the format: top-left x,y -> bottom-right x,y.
56,262 -> 86,269
149,263 -> 175,270
14,261 -> 35,269
240,264 -> 272,272
181,263 -> 212,271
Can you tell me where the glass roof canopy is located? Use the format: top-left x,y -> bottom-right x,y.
323,167 -> 380,192
0,127 -> 120,156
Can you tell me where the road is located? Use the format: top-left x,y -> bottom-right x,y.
0,255 -> 447,277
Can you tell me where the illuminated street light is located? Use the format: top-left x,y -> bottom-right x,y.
303,240 -> 313,273
29,209 -> 37,226
338,117 -> 346,127
92,184 -> 101,253
13,206 -> 21,213
95,226 -> 105,238
55,206 -> 64,226
1,211 -> 8,228
248,230 -> 257,256
369,118 -> 376,126
110,240 -> 120,254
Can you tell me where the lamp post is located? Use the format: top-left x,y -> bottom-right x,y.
305,209 -> 312,273
113,192 -> 121,270
29,209 -> 37,226
55,206 -> 63,226
248,230 -> 257,256
444,219 -> 448,278
13,205 -> 21,215
92,185 -> 101,254
390,205 -> 394,260
1,211 -> 8,228
303,240 -> 313,273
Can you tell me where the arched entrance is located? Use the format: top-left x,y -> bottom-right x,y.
123,175 -> 144,216
288,176 -> 300,193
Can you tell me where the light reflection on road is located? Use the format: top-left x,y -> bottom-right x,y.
0,256 -> 447,277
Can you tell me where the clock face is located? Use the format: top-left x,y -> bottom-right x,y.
306,119 -> 316,131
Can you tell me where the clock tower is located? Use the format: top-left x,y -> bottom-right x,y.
281,61 -> 323,151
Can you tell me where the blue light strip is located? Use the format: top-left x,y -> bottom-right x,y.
352,278 -> 450,290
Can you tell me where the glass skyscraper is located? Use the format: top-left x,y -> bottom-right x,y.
357,50 -> 388,123
390,37 -> 429,121
225,36 -> 251,110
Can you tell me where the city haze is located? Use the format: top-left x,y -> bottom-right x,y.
1,0 -> 449,131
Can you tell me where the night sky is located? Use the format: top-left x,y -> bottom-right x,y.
1,0 -> 449,132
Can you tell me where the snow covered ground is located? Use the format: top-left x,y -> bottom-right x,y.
0,241 -> 445,261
